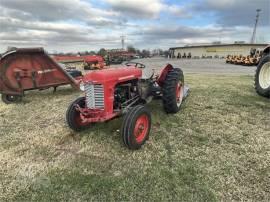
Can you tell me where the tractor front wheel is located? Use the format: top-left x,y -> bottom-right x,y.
1,94 -> 22,104
66,97 -> 90,131
121,105 -> 151,150
162,68 -> 184,113
255,55 -> 270,98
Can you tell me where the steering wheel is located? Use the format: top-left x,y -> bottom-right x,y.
125,62 -> 146,68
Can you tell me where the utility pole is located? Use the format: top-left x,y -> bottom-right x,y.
250,9 -> 261,44
120,35 -> 126,50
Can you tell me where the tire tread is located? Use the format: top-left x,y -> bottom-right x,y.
255,55 -> 270,98
121,105 -> 151,150
162,68 -> 184,113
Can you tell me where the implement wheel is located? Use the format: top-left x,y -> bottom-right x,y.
121,105 -> 151,150
255,55 -> 270,98
66,97 -> 90,131
1,94 -> 22,104
162,68 -> 184,113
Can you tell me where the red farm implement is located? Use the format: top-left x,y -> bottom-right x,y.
0,48 -> 80,104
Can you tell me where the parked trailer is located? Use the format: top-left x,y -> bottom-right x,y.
0,48 -> 79,104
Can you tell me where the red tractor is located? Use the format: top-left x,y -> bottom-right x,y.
66,62 -> 189,149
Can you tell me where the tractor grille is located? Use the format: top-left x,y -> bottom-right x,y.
85,83 -> 104,109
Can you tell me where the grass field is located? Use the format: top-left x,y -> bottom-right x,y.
0,74 -> 269,201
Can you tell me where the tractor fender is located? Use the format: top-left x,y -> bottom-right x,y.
263,45 -> 270,55
157,64 -> 174,86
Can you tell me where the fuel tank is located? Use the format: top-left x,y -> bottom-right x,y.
82,66 -> 142,84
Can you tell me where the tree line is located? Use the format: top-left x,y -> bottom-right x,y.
53,45 -> 169,58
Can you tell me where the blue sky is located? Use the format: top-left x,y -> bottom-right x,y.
0,0 -> 269,53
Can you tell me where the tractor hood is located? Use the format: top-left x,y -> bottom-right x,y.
82,66 -> 142,84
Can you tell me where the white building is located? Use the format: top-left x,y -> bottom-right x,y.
169,43 -> 268,59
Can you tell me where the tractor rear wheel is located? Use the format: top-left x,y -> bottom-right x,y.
255,55 -> 270,98
66,97 -> 90,131
1,94 -> 22,104
121,105 -> 151,150
162,68 -> 184,113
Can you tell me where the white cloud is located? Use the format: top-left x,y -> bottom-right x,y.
105,0 -> 190,18
0,0 -> 118,25
165,5 -> 190,17
105,0 -> 163,18
0,17 -> 93,33
0,0 -> 268,53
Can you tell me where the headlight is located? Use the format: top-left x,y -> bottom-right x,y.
79,82 -> 85,91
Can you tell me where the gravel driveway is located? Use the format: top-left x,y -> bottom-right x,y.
122,57 -> 256,77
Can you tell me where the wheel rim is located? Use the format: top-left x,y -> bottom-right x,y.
74,100 -> 88,127
134,114 -> 149,143
6,95 -> 18,102
74,111 -> 89,127
176,82 -> 184,107
259,62 -> 270,89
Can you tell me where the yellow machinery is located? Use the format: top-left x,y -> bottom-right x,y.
226,50 -> 262,66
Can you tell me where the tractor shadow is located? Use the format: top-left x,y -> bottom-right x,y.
70,115 -> 125,148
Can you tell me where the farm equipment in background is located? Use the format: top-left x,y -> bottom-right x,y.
235,55 -> 244,65
105,49 -> 136,64
53,55 -> 105,71
244,55 -> 260,66
225,48 -> 263,66
66,62 -> 189,150
243,56 -> 252,65
226,55 -> 233,63
255,45 -> 270,98
0,48 -> 81,104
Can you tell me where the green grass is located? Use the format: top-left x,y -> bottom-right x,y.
0,74 -> 269,201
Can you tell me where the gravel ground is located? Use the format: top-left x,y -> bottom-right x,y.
122,57 -> 256,77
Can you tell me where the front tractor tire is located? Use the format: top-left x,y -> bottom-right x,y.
255,55 -> 270,98
121,105 -> 151,150
66,97 -> 90,131
162,68 -> 185,113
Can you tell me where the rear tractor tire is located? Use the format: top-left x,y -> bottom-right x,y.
66,97 -> 91,131
255,55 -> 270,98
121,105 -> 151,150
1,94 -> 22,104
162,68 -> 185,113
